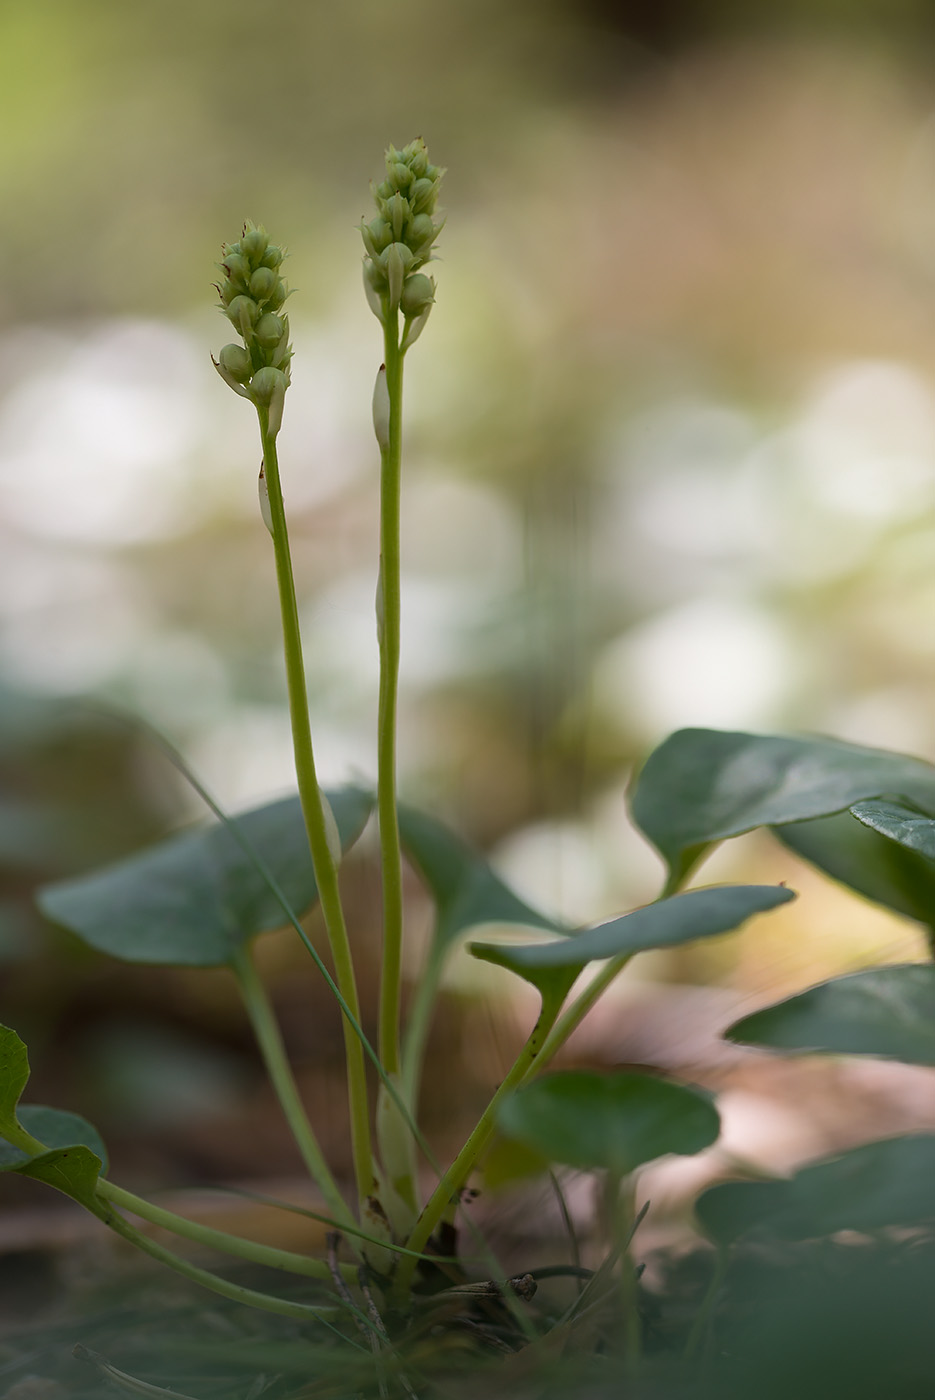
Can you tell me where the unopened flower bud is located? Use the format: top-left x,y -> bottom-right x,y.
226,294 -> 259,337
218,343 -> 253,383
409,178 -> 437,216
360,217 -> 390,261
251,365 -> 287,434
251,365 -> 286,403
407,213 -> 437,256
221,252 -> 251,287
212,354 -> 252,397
389,161 -> 412,192
265,281 -> 287,312
270,335 -> 292,370
261,245 -> 284,270
387,192 -> 410,243
400,273 -> 434,319
371,217 -> 393,253
241,226 -> 269,262
254,312 -> 285,348
249,266 -> 277,301
408,143 -> 429,178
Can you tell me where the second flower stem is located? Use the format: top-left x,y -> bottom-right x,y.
394,987 -> 566,1299
259,414 -> 373,1216
377,320 -> 405,1079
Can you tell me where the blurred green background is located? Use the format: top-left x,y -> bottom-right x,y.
4,0 -> 935,1196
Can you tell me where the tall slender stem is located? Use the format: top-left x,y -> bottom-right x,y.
232,946 -> 355,1234
377,319 -> 405,1079
259,412 -> 373,1213
531,955 -> 633,1077
394,989 -> 565,1298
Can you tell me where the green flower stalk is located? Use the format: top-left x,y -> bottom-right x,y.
362,142 -> 444,1223
213,223 -> 374,1232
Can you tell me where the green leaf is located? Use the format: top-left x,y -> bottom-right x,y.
726,964 -> 935,1064
0,1024 -> 29,1142
697,1135 -> 935,1245
399,804 -> 567,954
470,884 -> 794,1001
16,1144 -> 108,1217
774,810 -> 935,931
0,1024 -> 110,1214
0,1105 -> 108,1172
630,729 -> 935,891
37,787 -> 373,967
852,798 -> 935,864
497,1071 -> 720,1175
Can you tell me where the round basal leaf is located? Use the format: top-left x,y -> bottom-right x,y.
469,884 -> 794,1000
697,1135 -> 935,1245
497,1071 -> 720,1175
482,1135 -> 552,1190
399,804 -> 567,954
37,787 -> 373,967
0,1024 -> 29,1140
0,1105 -> 108,1173
774,810 -> 935,931
726,965 -> 935,1065
630,729 -> 935,892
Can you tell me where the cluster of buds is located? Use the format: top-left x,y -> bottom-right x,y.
213,222 -> 292,434
360,138 -> 443,346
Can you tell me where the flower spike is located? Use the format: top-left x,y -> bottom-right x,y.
360,138 -> 443,333
212,221 -> 293,433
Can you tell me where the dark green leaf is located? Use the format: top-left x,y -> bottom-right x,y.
727,965 -> 935,1064
697,1135 -> 935,1244
16,1144 -> 107,1217
37,787 -> 373,967
852,799 -> 935,864
0,1105 -> 108,1172
497,1071 -> 720,1175
0,1024 -> 29,1142
0,1025 -> 110,1206
774,810 -> 935,931
630,729 -> 935,891
399,804 -> 567,954
470,884 -> 794,1001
